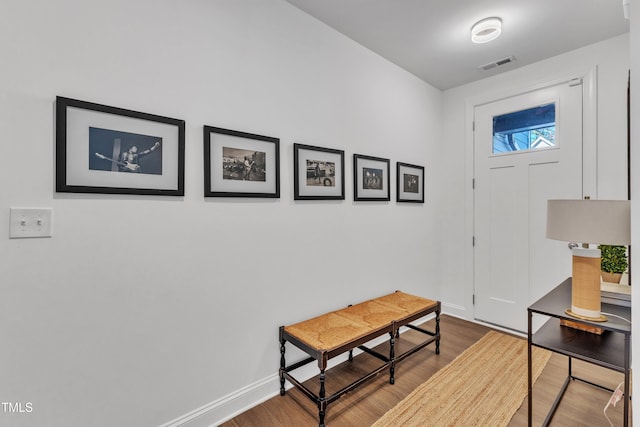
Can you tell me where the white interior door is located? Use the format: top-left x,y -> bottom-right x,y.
473,81 -> 584,332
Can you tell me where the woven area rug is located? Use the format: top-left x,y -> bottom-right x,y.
372,330 -> 551,427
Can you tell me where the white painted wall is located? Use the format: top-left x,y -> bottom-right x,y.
1,0 -> 631,426
0,1 -> 442,426
630,3 -> 639,427
438,34 -> 630,320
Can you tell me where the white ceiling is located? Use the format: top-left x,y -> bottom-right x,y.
285,0 -> 630,90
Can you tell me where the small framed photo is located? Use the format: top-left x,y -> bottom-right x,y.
353,154 -> 390,201
56,96 -> 185,196
204,126 -> 280,198
294,143 -> 345,200
396,162 -> 424,203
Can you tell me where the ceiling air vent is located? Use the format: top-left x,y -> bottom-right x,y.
478,56 -> 516,71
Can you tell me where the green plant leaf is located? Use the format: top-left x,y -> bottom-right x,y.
599,245 -> 628,273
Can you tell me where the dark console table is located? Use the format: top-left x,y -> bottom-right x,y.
527,278 -> 631,426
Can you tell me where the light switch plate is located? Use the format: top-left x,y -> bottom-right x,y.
9,208 -> 53,238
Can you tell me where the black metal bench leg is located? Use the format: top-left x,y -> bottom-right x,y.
389,330 -> 396,384
279,327 -> 286,396
435,306 -> 441,355
318,370 -> 326,427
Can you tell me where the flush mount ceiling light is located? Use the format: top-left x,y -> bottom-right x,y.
471,17 -> 502,44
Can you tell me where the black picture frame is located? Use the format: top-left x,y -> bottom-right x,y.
396,162 -> 424,203
353,154 -> 390,201
203,126 -> 280,198
294,143 -> 345,200
55,96 -> 185,196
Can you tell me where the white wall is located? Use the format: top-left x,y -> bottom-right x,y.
630,3 -> 639,427
1,1 -> 632,426
0,1 -> 442,426
438,34 -> 630,319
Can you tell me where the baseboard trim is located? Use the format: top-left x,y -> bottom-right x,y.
160,315 -> 435,427
443,310 -> 527,339
441,301 -> 466,318
159,373 -> 280,427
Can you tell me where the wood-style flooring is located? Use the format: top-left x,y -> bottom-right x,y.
222,315 -> 627,426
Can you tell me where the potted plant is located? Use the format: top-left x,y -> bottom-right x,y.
599,245 -> 628,283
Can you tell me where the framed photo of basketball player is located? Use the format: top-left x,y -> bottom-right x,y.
353,154 -> 390,201
55,96 -> 185,196
204,126 -> 280,198
294,143 -> 345,200
396,162 -> 424,203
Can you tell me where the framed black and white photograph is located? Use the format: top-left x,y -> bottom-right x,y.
294,143 -> 345,200
56,96 -> 185,196
353,154 -> 390,201
396,162 -> 424,203
204,126 -> 280,198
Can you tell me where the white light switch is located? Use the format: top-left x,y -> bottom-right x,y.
9,208 -> 53,238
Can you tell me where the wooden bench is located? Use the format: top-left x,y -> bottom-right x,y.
279,291 -> 440,427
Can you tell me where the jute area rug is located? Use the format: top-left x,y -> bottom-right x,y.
372,330 -> 551,427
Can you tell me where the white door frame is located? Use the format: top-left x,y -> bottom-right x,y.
462,67 -> 598,322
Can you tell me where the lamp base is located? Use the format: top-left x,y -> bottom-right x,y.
570,248 -> 606,322
565,308 -> 607,322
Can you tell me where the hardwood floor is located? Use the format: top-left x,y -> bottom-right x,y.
222,315 -> 627,426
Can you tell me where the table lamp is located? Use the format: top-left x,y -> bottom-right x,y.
546,199 -> 630,322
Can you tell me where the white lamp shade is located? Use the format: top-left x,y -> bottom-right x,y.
546,199 -> 630,245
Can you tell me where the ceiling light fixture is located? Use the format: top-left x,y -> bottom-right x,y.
471,17 -> 502,44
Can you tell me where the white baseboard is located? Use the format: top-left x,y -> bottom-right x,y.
443,309 -> 527,338
441,301 -> 466,318
158,373 -> 280,427
160,315 -> 436,427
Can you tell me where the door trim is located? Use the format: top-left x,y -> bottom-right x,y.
462,67 -> 598,320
